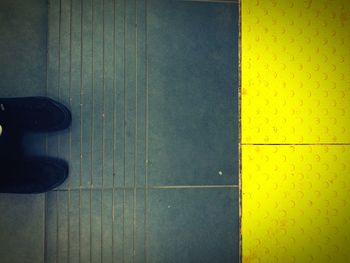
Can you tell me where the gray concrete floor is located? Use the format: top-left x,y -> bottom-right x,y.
0,0 -> 239,262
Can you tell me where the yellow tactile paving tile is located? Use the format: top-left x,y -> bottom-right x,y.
241,0 -> 350,144
242,145 -> 350,263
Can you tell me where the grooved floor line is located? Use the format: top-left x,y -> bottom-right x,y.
79,0 -> 83,262
89,1 -> 93,262
144,1 -> 149,262
57,0 -> 61,162
56,193 -> 59,263
68,0 -> 73,261
101,0 -> 105,261
146,185 -> 239,189
57,0 -> 62,262
53,185 -> 239,191
133,0 -> 138,262
122,1 -> 126,262
112,0 -> 116,262
79,0 -> 83,189
90,0 -> 94,189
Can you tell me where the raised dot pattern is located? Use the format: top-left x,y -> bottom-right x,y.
241,0 -> 350,262
242,0 -> 350,144
242,145 -> 350,263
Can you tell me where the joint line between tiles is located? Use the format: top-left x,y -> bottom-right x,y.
241,143 -> 350,146
53,185 -> 239,191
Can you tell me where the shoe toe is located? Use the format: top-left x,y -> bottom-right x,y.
47,99 -> 72,131
36,158 -> 69,192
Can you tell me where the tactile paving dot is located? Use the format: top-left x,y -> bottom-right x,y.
242,145 -> 350,263
241,0 -> 350,144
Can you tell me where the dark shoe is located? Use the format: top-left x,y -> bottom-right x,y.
0,119 -> 24,161
0,157 -> 68,194
0,96 -> 71,132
